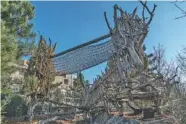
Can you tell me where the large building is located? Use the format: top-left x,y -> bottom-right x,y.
51,74 -> 77,104
10,60 -> 77,93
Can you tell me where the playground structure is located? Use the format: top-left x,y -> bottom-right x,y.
14,1 -> 178,124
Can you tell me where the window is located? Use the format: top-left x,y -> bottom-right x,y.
64,79 -> 68,85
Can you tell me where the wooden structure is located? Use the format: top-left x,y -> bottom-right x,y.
20,1 -> 178,124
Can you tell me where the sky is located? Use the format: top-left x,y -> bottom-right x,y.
31,1 -> 186,83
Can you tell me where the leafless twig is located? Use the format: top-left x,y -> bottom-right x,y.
140,1 -> 157,25
132,7 -> 138,19
114,4 -> 118,29
172,1 -> 186,19
104,12 -> 112,32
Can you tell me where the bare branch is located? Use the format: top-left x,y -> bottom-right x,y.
175,14 -> 186,19
142,1 -> 146,22
175,3 -> 186,13
114,5 -> 118,26
49,38 -> 52,48
170,0 -> 179,4
140,1 -> 157,25
172,2 -> 186,19
132,7 -> 138,19
113,4 -> 119,31
104,12 -> 112,32
52,43 -> 57,53
114,4 -> 124,17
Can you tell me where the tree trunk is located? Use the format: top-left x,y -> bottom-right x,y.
26,102 -> 38,121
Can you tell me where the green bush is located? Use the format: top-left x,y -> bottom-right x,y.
5,95 -> 27,117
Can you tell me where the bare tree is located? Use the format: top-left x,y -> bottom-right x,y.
151,44 -> 186,123
171,1 -> 186,19
177,46 -> 186,74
